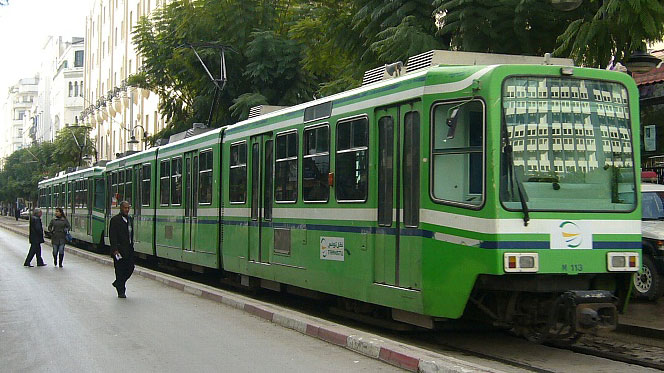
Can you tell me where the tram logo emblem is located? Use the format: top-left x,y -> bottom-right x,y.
551,221 -> 591,250
559,221 -> 582,248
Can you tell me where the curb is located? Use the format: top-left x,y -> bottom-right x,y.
2,220 -> 501,373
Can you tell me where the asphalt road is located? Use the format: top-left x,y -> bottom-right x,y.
0,228 -> 402,372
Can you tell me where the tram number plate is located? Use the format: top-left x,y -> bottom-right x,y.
562,264 -> 583,272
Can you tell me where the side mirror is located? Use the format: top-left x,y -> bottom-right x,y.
446,108 -> 459,139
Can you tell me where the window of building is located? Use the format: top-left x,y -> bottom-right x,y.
74,50 -> 84,67
160,160 -> 170,206
303,125 -> 329,202
229,142 -> 247,203
336,117 -> 368,202
275,131 -> 298,202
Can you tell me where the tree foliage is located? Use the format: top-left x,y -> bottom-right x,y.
554,0 -> 664,67
0,129 -> 94,205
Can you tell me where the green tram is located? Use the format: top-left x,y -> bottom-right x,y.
37,166 -> 106,247
104,148 -> 159,257
38,51 -> 641,340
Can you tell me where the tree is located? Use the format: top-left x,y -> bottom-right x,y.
130,0 -> 318,139
0,129 -> 94,206
435,0 -> 581,56
555,0 -> 664,68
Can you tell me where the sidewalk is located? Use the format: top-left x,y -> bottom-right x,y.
0,215 -> 502,373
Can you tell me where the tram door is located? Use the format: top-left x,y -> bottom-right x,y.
374,101 -> 422,289
183,151 -> 199,252
248,134 -> 273,263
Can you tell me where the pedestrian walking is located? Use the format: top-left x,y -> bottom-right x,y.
24,209 -> 46,267
14,207 -> 20,221
48,207 -> 70,268
109,201 -> 134,298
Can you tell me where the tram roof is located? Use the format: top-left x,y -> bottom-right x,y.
38,166 -> 104,187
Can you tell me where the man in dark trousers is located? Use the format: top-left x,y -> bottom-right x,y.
109,201 -> 134,298
24,208 -> 46,267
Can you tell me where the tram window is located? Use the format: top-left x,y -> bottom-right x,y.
75,181 -> 80,208
160,160 -> 170,206
125,168 -> 133,206
378,116 -> 394,226
403,111 -> 420,227
171,157 -> 183,206
264,140 -> 273,220
230,142 -> 247,203
431,100 -> 484,207
95,179 -> 105,210
303,125 -> 329,202
336,117 -> 368,202
111,172 -> 118,207
118,170 -> 125,203
70,182 -> 74,210
141,164 -> 151,207
83,180 -> 88,208
251,143 -> 260,220
275,131 -> 298,203
193,155 -> 199,211
199,150 -> 213,204
136,167 -> 142,210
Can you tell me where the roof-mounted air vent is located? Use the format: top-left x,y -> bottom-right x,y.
405,50 -> 436,74
168,123 -> 212,143
248,105 -> 288,119
362,61 -> 404,86
406,50 -> 574,74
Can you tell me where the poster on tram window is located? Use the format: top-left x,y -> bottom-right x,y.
320,236 -> 345,261
645,125 -> 656,151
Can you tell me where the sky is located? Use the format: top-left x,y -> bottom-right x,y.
0,0 -> 90,102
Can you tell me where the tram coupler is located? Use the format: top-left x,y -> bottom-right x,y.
558,290 -> 618,334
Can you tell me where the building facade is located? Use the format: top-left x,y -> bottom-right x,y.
1,77 -> 39,158
33,36 -> 85,144
81,0 -> 168,161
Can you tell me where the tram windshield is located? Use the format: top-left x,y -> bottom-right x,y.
501,76 -> 636,212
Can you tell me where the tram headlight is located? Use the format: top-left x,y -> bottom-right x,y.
611,256 -> 626,268
607,252 -> 639,272
504,253 -> 539,273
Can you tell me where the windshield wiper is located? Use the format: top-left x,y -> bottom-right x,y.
501,114 -> 530,226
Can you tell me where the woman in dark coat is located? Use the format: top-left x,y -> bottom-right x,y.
48,207 -> 71,267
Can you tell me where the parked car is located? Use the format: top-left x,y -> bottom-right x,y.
19,208 -> 30,220
636,183 -> 664,300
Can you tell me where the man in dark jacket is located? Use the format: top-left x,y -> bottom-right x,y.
24,209 -> 46,267
109,201 -> 134,298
